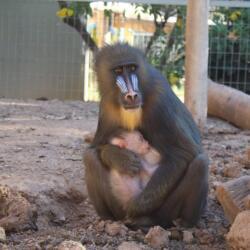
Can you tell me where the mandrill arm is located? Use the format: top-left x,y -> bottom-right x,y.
127,151 -> 209,218
100,144 -> 142,176
127,156 -> 186,216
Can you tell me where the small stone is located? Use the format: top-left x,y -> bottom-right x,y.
0,227 -> 6,242
210,164 -> 218,175
95,220 -> 105,232
183,230 -> 194,243
105,222 -> 123,236
56,240 -> 86,250
226,210 -> 250,250
48,206 -> 66,226
0,186 -> 10,201
170,229 -> 182,241
118,241 -> 142,250
120,225 -> 129,237
212,181 -> 220,189
145,226 -> 169,248
222,164 -> 241,178
195,229 -> 214,245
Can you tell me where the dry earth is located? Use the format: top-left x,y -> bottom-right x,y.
0,98 -> 249,250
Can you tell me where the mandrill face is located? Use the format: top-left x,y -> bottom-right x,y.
114,63 -> 142,109
94,43 -> 147,110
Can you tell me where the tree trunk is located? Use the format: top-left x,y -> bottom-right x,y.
57,1 -> 98,53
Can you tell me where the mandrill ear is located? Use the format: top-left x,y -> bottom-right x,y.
110,137 -> 127,149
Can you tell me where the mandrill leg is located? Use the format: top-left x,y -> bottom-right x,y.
154,153 -> 209,228
84,148 -> 126,220
180,153 -> 209,225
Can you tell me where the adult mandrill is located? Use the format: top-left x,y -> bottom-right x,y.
84,43 -> 209,228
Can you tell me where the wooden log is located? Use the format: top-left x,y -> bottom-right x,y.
215,176 -> 250,223
208,80 -> 250,129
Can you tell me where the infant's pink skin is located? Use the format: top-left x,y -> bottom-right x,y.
110,131 -> 161,209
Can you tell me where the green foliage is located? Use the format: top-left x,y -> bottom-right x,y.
134,4 -> 177,24
68,1 -> 93,18
135,5 -> 250,91
142,6 -> 186,88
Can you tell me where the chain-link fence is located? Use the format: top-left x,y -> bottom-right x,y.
208,5 -> 250,94
0,1 -> 249,100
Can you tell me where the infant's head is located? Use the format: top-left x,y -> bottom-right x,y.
111,131 -> 150,155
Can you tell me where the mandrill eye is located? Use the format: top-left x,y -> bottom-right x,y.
130,65 -> 137,72
114,67 -> 123,75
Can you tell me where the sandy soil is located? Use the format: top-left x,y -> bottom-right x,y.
0,98 -> 249,250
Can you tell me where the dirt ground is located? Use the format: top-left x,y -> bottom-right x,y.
0,98 -> 249,250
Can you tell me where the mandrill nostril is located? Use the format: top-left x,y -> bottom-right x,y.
125,93 -> 138,102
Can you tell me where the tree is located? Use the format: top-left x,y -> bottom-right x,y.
56,2 -> 185,87
133,4 -> 186,87
57,1 -> 98,52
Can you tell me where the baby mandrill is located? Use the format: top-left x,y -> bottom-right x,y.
110,131 -> 161,209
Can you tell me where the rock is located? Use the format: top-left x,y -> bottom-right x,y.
0,185 -> 37,232
215,176 -> 250,223
222,164 -> 241,178
144,226 -> 169,248
183,230 -> 194,244
105,221 -> 126,236
195,229 -> 214,245
95,220 -> 105,232
0,227 -> 6,242
56,240 -> 86,250
47,205 -> 66,225
226,211 -> 250,250
170,229 -> 182,241
234,148 -> 250,169
0,244 -> 9,250
118,241 -> 143,250
210,164 -> 218,175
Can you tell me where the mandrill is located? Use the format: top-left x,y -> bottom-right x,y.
84,43 -> 209,229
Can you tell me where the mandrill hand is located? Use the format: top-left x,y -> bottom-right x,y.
100,144 -> 142,176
